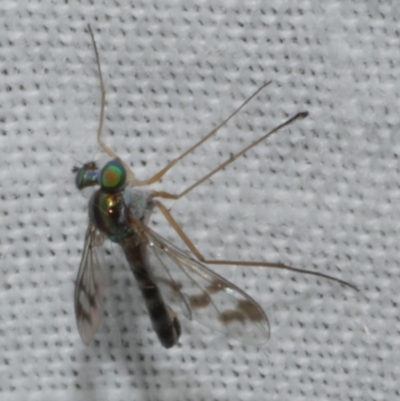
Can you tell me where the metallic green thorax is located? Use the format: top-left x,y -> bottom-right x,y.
89,190 -> 132,243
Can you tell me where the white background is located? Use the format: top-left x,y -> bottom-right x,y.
0,1 -> 398,400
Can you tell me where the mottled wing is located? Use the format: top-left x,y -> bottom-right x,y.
142,226 -> 270,346
74,223 -> 107,344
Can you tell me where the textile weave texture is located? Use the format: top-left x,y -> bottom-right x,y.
0,1 -> 398,401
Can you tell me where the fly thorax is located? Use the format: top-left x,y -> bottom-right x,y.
86,159 -> 153,242
89,190 -> 132,243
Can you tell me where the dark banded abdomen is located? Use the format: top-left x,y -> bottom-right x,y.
121,239 -> 181,348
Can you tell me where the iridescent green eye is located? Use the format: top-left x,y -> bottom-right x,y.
75,162 -> 99,189
100,159 -> 127,192
75,166 -> 87,189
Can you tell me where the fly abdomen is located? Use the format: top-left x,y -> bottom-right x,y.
122,241 -> 181,348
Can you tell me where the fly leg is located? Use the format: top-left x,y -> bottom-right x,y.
153,200 -> 357,291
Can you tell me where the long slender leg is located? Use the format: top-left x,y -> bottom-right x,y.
154,200 -> 358,291
88,24 -> 137,184
135,82 -> 272,186
153,111 -> 308,200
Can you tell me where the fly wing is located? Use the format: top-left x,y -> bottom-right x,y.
74,223 -> 107,344
142,226 -> 270,346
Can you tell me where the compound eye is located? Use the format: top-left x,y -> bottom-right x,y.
75,166 -> 88,189
100,159 -> 127,192
75,162 -> 99,189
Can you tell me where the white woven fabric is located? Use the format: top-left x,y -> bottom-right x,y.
0,1 -> 398,400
